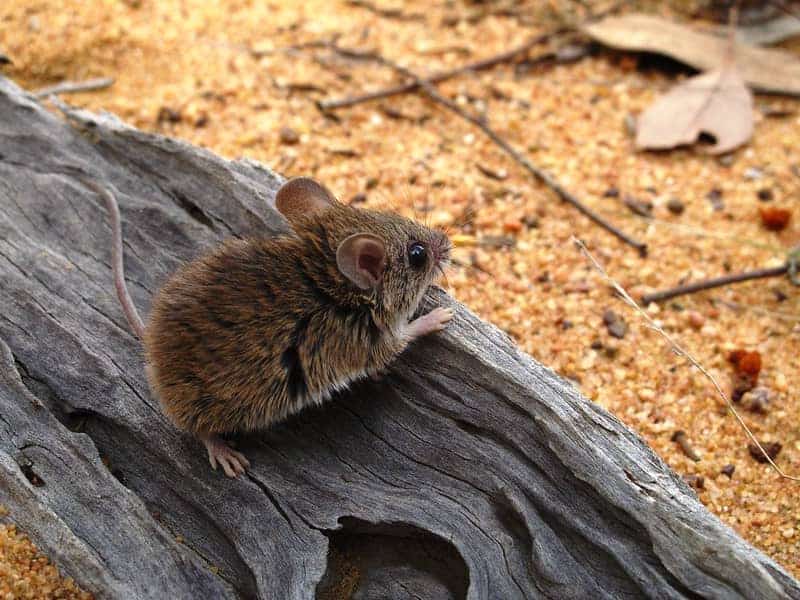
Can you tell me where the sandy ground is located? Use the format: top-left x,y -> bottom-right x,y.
1,0 -> 799,595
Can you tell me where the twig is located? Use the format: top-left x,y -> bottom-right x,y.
317,30 -> 562,111
34,77 -> 115,98
322,43 -> 647,254
574,237 -> 799,482
317,1 -> 627,111
671,430 -> 701,461
641,264 -> 788,305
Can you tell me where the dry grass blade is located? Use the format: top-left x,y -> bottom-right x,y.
573,237 -> 800,483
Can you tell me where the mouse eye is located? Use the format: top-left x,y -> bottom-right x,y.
407,242 -> 427,269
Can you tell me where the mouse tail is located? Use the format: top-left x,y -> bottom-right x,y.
78,178 -> 147,340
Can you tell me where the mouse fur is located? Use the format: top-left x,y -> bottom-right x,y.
140,177 -> 452,474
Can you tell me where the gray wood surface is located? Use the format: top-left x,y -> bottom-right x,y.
1,75 -> 798,600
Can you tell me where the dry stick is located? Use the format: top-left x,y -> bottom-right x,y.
641,264 -> 789,305
317,30 -> 563,111
34,77 -> 114,98
318,0 -> 630,111
671,430 -> 701,462
324,44 -> 647,254
574,237 -> 799,482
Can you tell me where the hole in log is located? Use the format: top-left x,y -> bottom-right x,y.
316,517 -> 469,600
19,461 -> 45,487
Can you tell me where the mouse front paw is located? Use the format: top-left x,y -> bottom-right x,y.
407,307 -> 454,339
201,434 -> 250,478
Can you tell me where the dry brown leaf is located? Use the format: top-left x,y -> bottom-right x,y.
635,61 -> 754,154
583,14 -> 800,96
733,15 -> 800,46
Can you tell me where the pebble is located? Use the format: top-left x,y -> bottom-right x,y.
706,188 -> 724,211
623,195 -> 653,217
638,388 -> 656,402
279,126 -> 299,144
682,474 -> 705,489
741,387 -> 770,414
749,441 -> 782,463
666,197 -> 685,215
744,167 -> 763,180
603,309 -> 628,339
686,311 -> 705,330
756,188 -> 774,202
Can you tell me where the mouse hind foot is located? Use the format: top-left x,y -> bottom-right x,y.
200,434 -> 250,478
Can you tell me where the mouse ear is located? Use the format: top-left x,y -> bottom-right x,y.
275,177 -> 337,223
336,233 -> 386,290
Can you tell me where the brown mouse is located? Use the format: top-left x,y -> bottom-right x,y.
82,176 -> 452,477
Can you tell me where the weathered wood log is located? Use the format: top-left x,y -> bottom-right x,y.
0,75 -> 798,600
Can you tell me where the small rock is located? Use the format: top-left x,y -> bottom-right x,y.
666,197 -> 685,215
682,474 -> 705,489
555,43 -> 591,63
717,154 -> 735,167
638,388 -> 656,402
279,126 -> 300,144
759,206 -> 792,231
157,106 -> 181,124
720,464 -> 735,478
756,188 -> 773,202
590,340 -> 604,350
741,387 -> 770,414
748,441 -> 781,464
623,195 -> 653,218
743,167 -> 763,180
782,528 -> 796,539
522,215 -> 539,229
603,309 -> 628,339
503,219 -> 523,233
686,310 -> 704,330
773,288 -> 788,302
603,187 -> 620,198
706,188 -> 724,211
732,374 -> 756,403
365,177 -> 379,189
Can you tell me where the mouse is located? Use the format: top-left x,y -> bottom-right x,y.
81,176 -> 453,477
